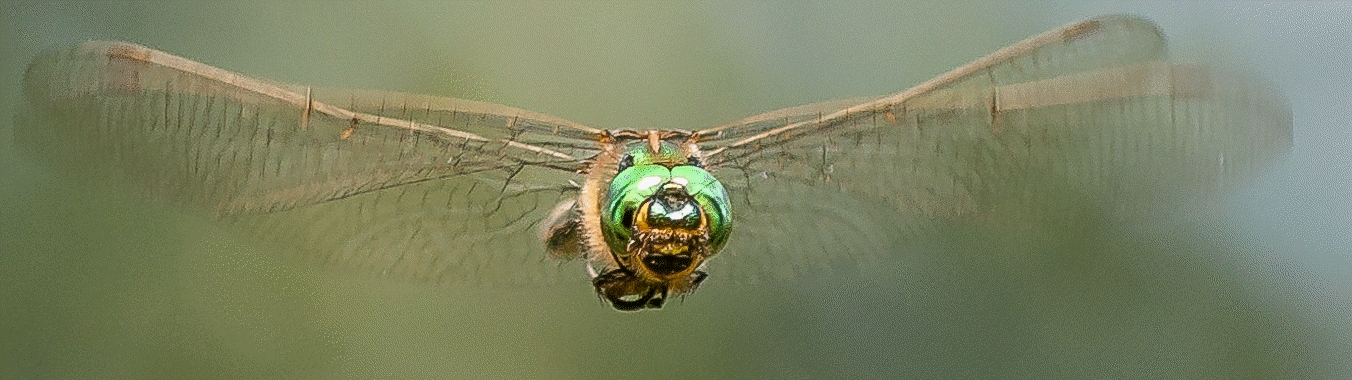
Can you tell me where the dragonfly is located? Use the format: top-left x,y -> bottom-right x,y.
16,15 -> 1290,311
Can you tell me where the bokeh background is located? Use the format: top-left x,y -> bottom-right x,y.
2,2 -> 1348,378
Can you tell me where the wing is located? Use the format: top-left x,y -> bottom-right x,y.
697,15 -> 1292,280
18,41 -> 605,285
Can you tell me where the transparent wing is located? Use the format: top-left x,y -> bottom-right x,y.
697,15 -> 1292,280
18,41 -> 604,285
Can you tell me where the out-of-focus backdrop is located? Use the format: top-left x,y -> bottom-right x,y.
2,2 -> 1347,378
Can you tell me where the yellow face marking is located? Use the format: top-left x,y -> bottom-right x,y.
654,243 -> 689,255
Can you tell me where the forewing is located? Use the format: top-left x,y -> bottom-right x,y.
18,41 -> 603,285
698,15 -> 1291,280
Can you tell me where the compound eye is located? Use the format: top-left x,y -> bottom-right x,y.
686,156 -> 702,167
618,154 -> 635,172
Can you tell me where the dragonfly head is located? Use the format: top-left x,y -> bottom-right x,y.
595,142 -> 732,310
597,181 -> 716,311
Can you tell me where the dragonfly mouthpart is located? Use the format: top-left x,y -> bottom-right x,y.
642,254 -> 694,276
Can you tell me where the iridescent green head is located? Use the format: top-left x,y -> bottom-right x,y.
593,138 -> 732,310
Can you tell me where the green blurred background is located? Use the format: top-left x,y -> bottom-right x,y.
2,2 -> 1348,378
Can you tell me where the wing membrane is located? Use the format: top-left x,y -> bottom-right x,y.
700,15 -> 1291,279
18,41 -> 602,284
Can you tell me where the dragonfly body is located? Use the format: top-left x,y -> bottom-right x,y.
16,15 -> 1290,311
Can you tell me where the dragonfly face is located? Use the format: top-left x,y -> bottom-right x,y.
544,131 -> 732,310
17,16 -> 1291,312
